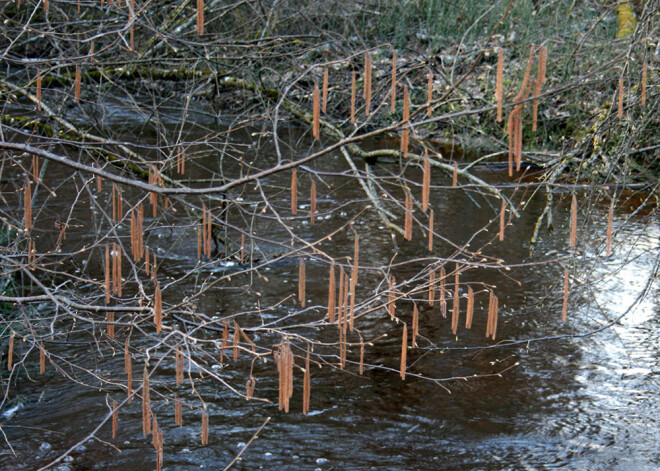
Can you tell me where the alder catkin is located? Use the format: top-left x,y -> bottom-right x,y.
364,52 -> 372,116
322,68 -> 329,113
428,209 -> 434,252
75,65 -> 81,103
466,286 -> 474,329
313,83 -> 320,140
412,303 -> 419,347
40,342 -> 46,374
496,47 -> 504,123
391,50 -> 397,113
404,191 -> 413,241
499,199 -> 506,241
197,0 -> 204,35
36,70 -> 42,110
400,323 -> 407,380
302,345 -> 311,415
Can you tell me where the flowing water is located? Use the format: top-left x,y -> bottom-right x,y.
1,109 -> 658,470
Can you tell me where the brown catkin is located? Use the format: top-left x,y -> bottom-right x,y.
75,65 -> 81,103
201,409 -> 209,445
499,199 -> 506,241
388,275 -> 396,319
197,0 -> 204,35
400,323 -> 407,380
175,346 -> 182,385
428,271 -> 436,306
452,269 -> 460,335
422,149 -> 430,212
328,263 -> 336,323
350,71 -> 357,124
391,50 -> 397,113
364,52 -> 372,116
40,343 -> 46,374
310,180 -> 316,225
313,83 -> 320,140
112,399 -> 118,438
276,337 -> 294,412
36,70 -> 42,110
452,161 -> 458,187
96,174 -> 102,192
322,68 -> 329,113
618,76 -> 624,119
298,257 -> 306,307
606,199 -> 614,256
562,268 -> 569,323
570,194 -> 577,249
232,322 -> 240,362
412,303 -> 419,347
154,283 -> 162,333
152,415 -> 159,449
496,47 -> 504,123
291,169 -> 298,215
142,366 -> 151,436
337,268 -> 345,325
174,394 -> 182,427
107,311 -> 115,339
302,345 -> 311,415
401,86 -> 410,158
466,286 -> 474,329
404,191 -> 413,241
7,335 -> 13,371
428,209 -> 434,252
427,70 -> 433,116
641,63 -> 647,107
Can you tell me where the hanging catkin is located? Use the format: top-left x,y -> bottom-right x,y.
412,304 -> 419,347
142,366 -> 151,436
328,263 -> 336,323
36,70 -> 42,110
112,399 -> 118,438
201,409 -> 209,445
350,71 -> 357,124
40,343 -> 46,374
391,50 -> 397,113
74,65 -> 81,103
364,52 -> 372,116
313,83 -> 320,140
322,68 -> 329,113
291,169 -> 298,215
401,86 -> 410,158
496,47 -> 504,123
275,337 -> 293,412
404,191 -> 413,241
428,209 -> 434,252
428,271 -> 436,306
197,0 -> 204,35
452,269 -> 460,335
154,283 -> 162,333
465,286 -> 474,329
570,194 -> 577,248
298,257 -> 306,307
499,199 -> 506,241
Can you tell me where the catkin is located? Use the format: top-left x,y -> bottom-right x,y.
328,263 -> 336,323
175,394 -> 182,426
422,149 -> 430,212
364,52 -> 372,116
275,337 -> 294,412
499,199 -> 506,241
291,169 -> 298,215
428,271 -> 436,306
298,257 -> 306,307
570,194 -> 577,248
404,191 -> 413,241
350,72 -> 357,124
428,209 -> 434,252
412,304 -> 419,347
452,161 -> 458,187
391,50 -> 397,113
401,86 -> 410,158
310,180 -> 316,225
201,409 -> 209,445
107,311 -> 115,339
154,283 -> 162,333
452,270 -> 460,335
322,68 -> 329,113
496,48 -> 504,123
7,335 -> 13,371
641,63 -> 647,107
24,178 -> 32,235
142,366 -> 151,436
75,66 -> 81,103
313,83 -> 320,140
465,286 -> 474,329
105,245 -> 111,303
427,70 -> 433,116
197,0 -> 204,35
112,399 -> 118,439
40,343 -> 46,374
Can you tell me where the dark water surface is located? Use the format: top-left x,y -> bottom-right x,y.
1,109 -> 658,470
